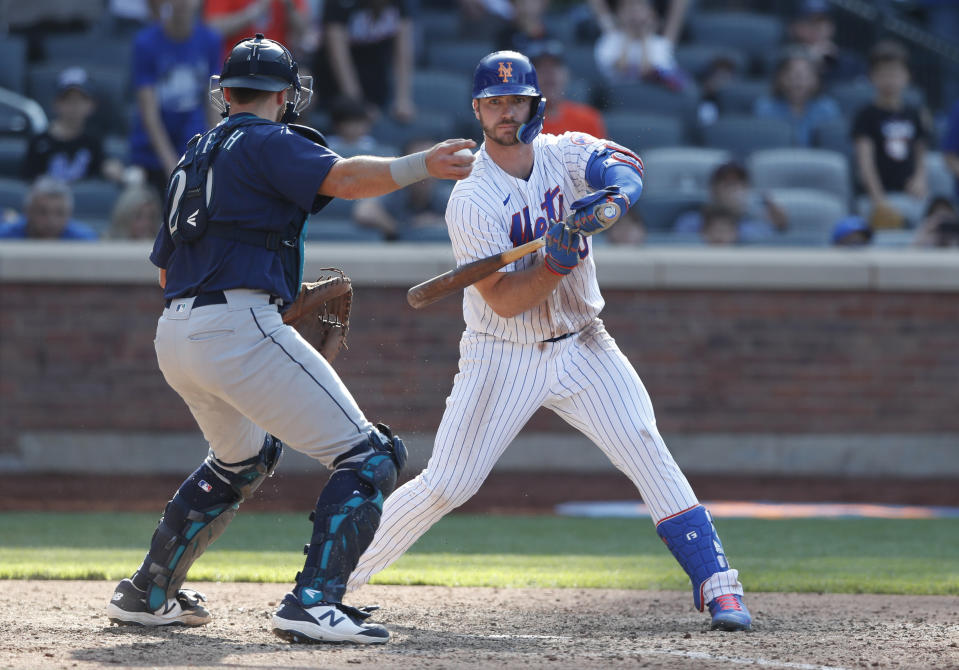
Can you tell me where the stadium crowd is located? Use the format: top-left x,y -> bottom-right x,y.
0,0 -> 957,248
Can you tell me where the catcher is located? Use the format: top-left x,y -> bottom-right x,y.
105,34 -> 474,644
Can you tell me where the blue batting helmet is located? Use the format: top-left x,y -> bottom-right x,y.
472,50 -> 542,99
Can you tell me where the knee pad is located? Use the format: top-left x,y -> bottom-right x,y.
656,505 -> 730,611
138,434 -> 283,611
295,425 -> 405,605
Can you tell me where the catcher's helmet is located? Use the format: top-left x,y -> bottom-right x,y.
472,50 -> 546,144
210,34 -> 313,122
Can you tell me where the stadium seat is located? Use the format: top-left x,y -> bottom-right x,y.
639,146 -> 732,196
27,63 -> 131,136
605,82 -> 699,121
686,11 -> 783,65
427,40 -> 495,75
636,193 -> 704,231
828,79 -> 925,117
701,115 -> 793,157
716,78 -> 771,115
926,151 -> 955,198
0,35 -> 27,94
0,137 -> 28,178
813,118 -> 852,158
71,179 -> 121,221
674,44 -> 747,79
747,148 -> 852,209
603,112 -> 686,151
306,218 -> 384,242
43,32 -> 131,66
767,187 -> 847,245
0,178 -> 29,213
371,111 -> 455,150
412,70 -> 474,124
563,44 -> 602,81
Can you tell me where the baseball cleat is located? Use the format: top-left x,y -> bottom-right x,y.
707,593 -> 752,631
271,593 -> 389,644
106,578 -> 211,627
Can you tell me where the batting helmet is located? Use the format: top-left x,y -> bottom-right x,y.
472,50 -> 546,144
210,34 -> 313,123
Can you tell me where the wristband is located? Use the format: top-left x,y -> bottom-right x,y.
389,151 -> 429,187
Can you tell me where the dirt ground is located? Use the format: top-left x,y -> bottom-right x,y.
0,581 -> 957,670
2,473 -> 957,670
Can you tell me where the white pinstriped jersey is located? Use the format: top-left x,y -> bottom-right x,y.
446,131 -> 609,344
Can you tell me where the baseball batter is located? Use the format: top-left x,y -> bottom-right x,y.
348,50 -> 752,632
104,34 -> 474,644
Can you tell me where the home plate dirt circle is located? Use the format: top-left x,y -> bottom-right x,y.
1,581 -> 956,669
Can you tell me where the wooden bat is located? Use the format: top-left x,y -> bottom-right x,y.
407,201 -> 621,309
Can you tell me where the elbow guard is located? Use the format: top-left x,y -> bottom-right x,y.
584,142 -> 645,211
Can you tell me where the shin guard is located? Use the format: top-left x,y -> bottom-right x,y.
656,505 -> 730,611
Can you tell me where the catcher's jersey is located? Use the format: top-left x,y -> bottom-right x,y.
447,132 -> 607,344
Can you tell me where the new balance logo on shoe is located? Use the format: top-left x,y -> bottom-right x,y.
316,608 -> 346,627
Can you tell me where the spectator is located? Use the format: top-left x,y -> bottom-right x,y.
457,0 -> 513,39
830,215 -> 873,246
205,0 -> 309,61
129,0 -> 222,195
593,0 -> 688,91
607,208 -> 646,245
529,40 -> 607,138
786,0 -> 866,87
943,99 -> 959,201
698,203 -> 740,246
695,54 -> 739,128
318,0 -> 415,123
325,96 -> 389,158
353,137 -> 450,240
22,67 -> 125,184
588,0 -> 689,45
852,40 -> 932,228
495,0 -> 551,54
0,177 -> 98,240
912,196 -> 959,248
108,184 -> 163,239
674,161 -> 788,243
753,49 -> 843,147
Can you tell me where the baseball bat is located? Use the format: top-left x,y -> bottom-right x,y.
407,201 -> 620,309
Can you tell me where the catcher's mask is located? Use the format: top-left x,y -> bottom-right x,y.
210,33 -> 313,124
472,50 -> 546,144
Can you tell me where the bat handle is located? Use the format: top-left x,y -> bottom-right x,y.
567,200 -> 622,235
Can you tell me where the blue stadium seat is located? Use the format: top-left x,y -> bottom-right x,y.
701,115 -> 793,157
0,35 -> 27,93
636,193 -> 704,231
716,78 -> 771,115
43,32 -> 131,67
747,148 -> 852,209
813,118 -> 852,158
412,70 -> 474,124
71,179 -> 122,220
674,44 -> 748,79
605,82 -> 699,121
0,177 -> 29,213
767,187 -> 847,245
639,146 -> 732,197
926,151 -> 955,198
603,112 -> 686,151
0,137 -> 28,178
687,11 -> 784,65
371,111 -> 455,150
427,40 -> 495,75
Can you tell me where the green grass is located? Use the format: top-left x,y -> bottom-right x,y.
1,512 -> 956,595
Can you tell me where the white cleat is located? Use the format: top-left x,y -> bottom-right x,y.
106,578 -> 211,627
271,593 -> 389,644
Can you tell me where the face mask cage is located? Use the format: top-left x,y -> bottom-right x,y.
209,75 -> 314,117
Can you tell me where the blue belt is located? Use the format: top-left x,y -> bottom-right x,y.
164,291 -> 228,308
541,332 -> 574,343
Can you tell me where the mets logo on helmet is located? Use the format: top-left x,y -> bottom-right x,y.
497,61 -> 513,83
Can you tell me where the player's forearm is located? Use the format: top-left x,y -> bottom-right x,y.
477,264 -> 562,319
320,156 -> 403,199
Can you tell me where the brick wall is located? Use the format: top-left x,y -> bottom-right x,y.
2,281 -> 957,454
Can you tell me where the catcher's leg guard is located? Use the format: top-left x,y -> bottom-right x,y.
656,504 -> 734,611
294,424 -> 406,605
134,435 -> 283,611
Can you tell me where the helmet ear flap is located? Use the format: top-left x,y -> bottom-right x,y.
517,97 -> 546,144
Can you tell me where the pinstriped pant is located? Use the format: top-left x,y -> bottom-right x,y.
348,318 -> 740,598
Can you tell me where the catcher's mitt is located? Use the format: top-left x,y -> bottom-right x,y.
282,268 -> 352,363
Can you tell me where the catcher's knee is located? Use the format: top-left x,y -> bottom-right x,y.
141,434 -> 283,611
295,424 -> 406,603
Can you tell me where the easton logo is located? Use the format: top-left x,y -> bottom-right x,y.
497,61 -> 513,83
186,210 -> 199,227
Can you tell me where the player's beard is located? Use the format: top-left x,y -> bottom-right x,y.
482,119 -> 520,147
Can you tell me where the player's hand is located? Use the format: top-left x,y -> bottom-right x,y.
424,139 -> 477,181
569,186 -> 628,235
544,220 -> 582,276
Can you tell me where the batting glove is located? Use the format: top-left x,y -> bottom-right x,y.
544,221 -> 582,276
569,186 -> 629,235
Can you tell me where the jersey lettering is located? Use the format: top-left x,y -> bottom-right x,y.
222,130 -> 245,151
201,131 -> 218,154
509,185 -> 563,247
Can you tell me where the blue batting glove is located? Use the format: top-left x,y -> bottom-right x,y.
544,221 -> 581,276
569,186 -> 629,234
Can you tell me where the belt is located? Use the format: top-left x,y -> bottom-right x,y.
541,332 -> 574,343
165,291 -> 228,308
